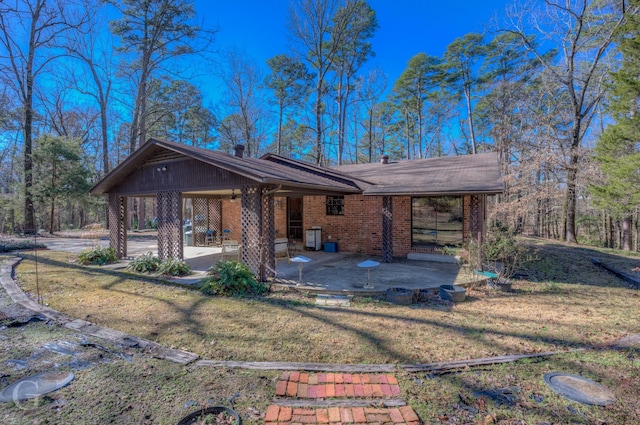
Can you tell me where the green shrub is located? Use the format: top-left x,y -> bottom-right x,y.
198,260 -> 268,296
127,252 -> 161,273
157,258 -> 191,276
0,240 -> 46,253
77,246 -> 118,266
481,224 -> 531,279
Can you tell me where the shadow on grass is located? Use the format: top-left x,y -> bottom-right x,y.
9,251 -> 633,365
522,239 -> 640,289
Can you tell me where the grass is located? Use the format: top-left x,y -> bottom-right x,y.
1,239 -> 640,424
10,246 -> 640,364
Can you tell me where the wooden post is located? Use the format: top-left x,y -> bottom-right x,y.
108,193 -> 127,259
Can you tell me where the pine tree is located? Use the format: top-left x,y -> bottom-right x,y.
592,2 -> 640,251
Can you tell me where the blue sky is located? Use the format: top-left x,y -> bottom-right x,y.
195,0 -> 513,88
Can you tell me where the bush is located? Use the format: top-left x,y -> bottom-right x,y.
198,260 -> 268,296
77,246 -> 118,266
157,258 -> 191,276
0,240 -> 46,253
126,252 -> 161,273
480,224 -> 531,280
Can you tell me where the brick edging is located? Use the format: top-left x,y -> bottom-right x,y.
0,257 -> 198,365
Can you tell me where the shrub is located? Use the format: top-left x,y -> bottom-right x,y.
127,252 -> 160,273
199,260 -> 268,296
480,224 -> 531,280
77,246 -> 118,266
0,240 -> 46,253
157,258 -> 191,276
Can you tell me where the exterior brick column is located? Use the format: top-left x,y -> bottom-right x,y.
108,193 -> 127,259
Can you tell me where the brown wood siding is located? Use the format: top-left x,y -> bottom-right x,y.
109,159 -> 256,195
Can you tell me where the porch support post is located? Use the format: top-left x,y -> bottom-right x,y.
382,196 -> 393,263
108,193 -> 127,259
469,194 -> 484,267
241,185 -> 261,277
157,190 -> 183,260
208,198 -> 222,241
192,198 -> 208,246
261,186 -> 276,281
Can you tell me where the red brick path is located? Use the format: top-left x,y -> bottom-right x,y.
275,372 -> 402,399
265,372 -> 420,425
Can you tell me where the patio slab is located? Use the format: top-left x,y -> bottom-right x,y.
36,236 -> 474,294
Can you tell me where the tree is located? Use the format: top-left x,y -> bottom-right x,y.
330,0 -> 377,164
592,1 -> 640,251
355,68 -> 386,163
504,0 -> 635,243
107,0 -> 213,152
31,135 -> 91,233
265,54 -> 313,156
217,49 -> 268,158
391,53 -> 442,159
66,0 -> 114,175
288,0 -> 369,164
442,33 -> 487,155
0,0 -> 88,233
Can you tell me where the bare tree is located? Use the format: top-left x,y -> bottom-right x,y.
503,0 -> 635,243
0,0 -> 88,233
217,49 -> 268,158
66,0 -> 114,175
288,0 -> 359,164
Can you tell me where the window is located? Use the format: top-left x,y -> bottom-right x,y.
412,196 -> 463,246
326,195 -> 344,216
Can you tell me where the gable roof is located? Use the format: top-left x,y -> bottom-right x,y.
333,152 -> 503,195
90,138 -> 363,195
90,138 -> 503,197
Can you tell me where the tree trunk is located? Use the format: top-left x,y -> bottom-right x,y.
277,101 -> 284,156
464,86 -> 477,154
315,84 -> 323,165
622,215 -> 632,251
564,151 -> 580,243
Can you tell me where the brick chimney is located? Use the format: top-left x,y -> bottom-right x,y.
380,154 -> 389,164
234,144 -> 245,158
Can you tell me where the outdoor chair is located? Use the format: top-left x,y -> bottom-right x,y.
221,240 -> 241,261
205,229 -> 216,246
275,237 -> 290,263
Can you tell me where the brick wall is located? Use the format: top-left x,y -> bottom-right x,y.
221,193 -> 480,258
274,197 -> 287,238
220,199 -> 241,240
301,195 -> 415,257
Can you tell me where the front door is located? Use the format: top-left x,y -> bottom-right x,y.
287,197 -> 303,240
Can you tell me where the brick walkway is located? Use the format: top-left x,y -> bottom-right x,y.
266,372 -> 420,425
275,372 -> 402,399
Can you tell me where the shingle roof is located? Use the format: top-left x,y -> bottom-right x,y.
90,139 -> 363,195
90,139 -> 503,196
333,153 -> 503,195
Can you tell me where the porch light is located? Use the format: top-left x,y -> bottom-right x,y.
230,189 -> 237,203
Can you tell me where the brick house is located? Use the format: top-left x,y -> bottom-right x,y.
90,139 -> 502,281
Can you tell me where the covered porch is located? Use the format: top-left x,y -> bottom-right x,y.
90,139 -> 364,282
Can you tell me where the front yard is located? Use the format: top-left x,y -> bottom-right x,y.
1,239 -> 639,424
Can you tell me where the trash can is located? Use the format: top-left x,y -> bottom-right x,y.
184,230 -> 193,246
324,242 -> 338,252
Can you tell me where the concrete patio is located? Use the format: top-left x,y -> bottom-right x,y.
38,236 -> 475,295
